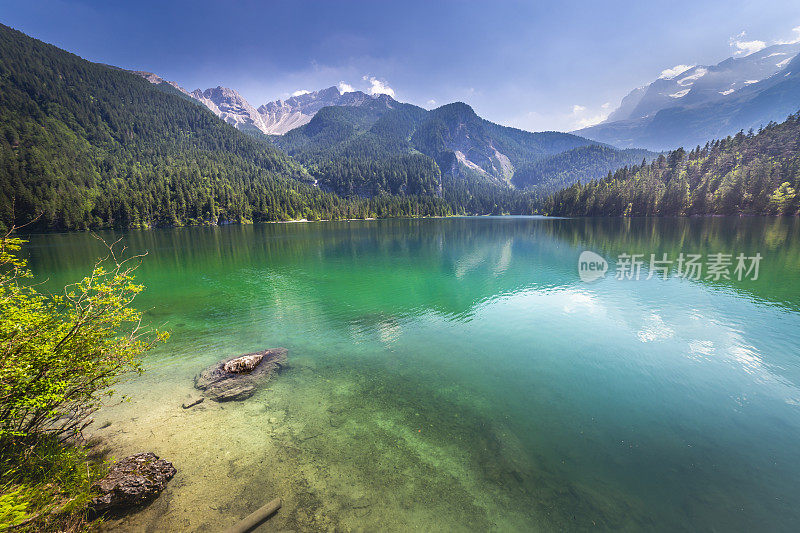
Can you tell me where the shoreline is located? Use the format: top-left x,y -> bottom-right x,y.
15,213 -> 799,237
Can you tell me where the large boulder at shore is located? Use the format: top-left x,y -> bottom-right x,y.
90,453 -> 176,512
194,348 -> 287,401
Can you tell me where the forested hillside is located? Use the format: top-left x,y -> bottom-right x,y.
545,113 -> 800,216
511,145 -> 653,192
275,98 -> 653,212
0,24 -> 454,230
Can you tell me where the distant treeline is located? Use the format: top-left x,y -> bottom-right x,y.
545,113 -> 800,216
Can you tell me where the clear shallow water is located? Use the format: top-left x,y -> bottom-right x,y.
22,217 -> 800,531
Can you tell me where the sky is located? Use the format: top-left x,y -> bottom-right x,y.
2,0 -> 800,132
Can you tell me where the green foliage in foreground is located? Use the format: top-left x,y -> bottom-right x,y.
0,238 -> 167,440
545,112 -> 800,216
0,236 -> 165,530
1,437 -> 105,531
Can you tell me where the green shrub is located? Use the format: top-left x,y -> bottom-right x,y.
0,237 -> 167,441
0,235 -> 167,530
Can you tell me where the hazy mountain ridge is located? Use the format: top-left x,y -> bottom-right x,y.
188,86 -> 273,134
608,43 -> 800,122
256,87 -> 380,134
577,44 -> 800,150
512,145 -> 654,192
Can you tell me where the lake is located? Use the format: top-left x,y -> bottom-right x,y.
23,217 -> 800,531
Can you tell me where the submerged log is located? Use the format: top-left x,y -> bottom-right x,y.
222,498 -> 282,533
194,348 -> 287,402
181,396 -> 204,409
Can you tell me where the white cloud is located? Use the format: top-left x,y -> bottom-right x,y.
362,76 -> 395,97
427,99 -> 437,107
291,89 -> 311,97
776,26 -> 800,45
735,40 -> 766,55
719,88 -> 735,95
730,32 -> 766,55
777,58 -> 791,69
571,103 -> 611,129
767,52 -> 788,58
659,64 -> 693,80
744,79 -> 759,84
337,81 -> 355,94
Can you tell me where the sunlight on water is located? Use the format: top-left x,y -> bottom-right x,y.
23,217 -> 800,531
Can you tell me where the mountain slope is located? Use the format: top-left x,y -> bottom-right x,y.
413,102 -> 601,183
548,111 -> 800,216
275,98 -> 654,200
189,86 -> 272,134
577,45 -> 800,150
511,145 -> 653,192
0,24 -> 456,230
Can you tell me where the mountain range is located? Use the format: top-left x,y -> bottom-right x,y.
6,22 -> 631,230
134,73 -> 382,135
273,96 -> 653,197
2,21 -> 799,231
0,23 -> 461,230
576,43 -> 800,150
134,72 -> 655,194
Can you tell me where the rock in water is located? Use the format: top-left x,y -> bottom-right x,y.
90,453 -> 176,512
194,348 -> 287,401
223,352 -> 264,373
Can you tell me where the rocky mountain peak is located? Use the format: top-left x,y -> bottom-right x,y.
187,86 -> 267,134
131,72 -> 397,136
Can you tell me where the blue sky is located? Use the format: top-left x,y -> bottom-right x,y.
3,0 -> 800,131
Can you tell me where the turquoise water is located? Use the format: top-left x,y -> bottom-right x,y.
23,217 -> 800,531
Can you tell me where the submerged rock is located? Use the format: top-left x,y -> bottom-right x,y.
194,348 -> 287,401
223,352 -> 264,373
90,452 -> 176,512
